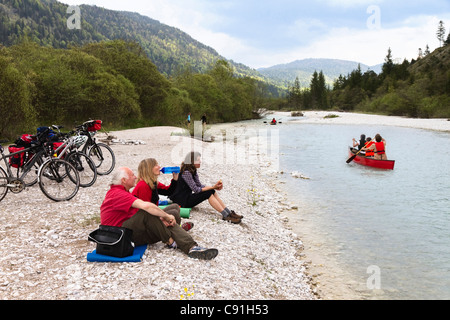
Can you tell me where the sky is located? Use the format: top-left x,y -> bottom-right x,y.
60,0 -> 450,69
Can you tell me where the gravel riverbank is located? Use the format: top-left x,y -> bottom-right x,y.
0,125 -> 315,300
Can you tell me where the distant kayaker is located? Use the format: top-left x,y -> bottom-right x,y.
271,118 -> 277,125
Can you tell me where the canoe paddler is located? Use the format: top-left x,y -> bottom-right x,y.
366,134 -> 387,160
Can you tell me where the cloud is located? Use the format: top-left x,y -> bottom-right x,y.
318,17 -> 441,64
236,14 -> 448,68
318,0 -> 385,8
59,1 -> 450,69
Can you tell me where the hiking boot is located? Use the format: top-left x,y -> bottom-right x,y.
223,214 -> 241,224
182,222 -> 194,231
230,210 -> 243,219
188,246 -> 218,260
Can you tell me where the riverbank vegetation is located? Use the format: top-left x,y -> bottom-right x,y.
0,40 -> 269,139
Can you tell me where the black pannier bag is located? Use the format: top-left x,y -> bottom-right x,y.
88,225 -> 134,258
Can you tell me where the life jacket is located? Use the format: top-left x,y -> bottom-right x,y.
375,141 -> 385,154
365,141 -> 375,157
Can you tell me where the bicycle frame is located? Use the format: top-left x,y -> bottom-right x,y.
0,143 -> 46,183
52,137 -> 76,159
80,132 -> 97,154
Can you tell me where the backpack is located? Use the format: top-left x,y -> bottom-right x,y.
37,127 -> 56,141
8,146 -> 26,168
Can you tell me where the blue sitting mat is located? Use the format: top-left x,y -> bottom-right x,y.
87,244 -> 148,263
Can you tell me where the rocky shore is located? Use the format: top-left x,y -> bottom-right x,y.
0,125 -> 315,300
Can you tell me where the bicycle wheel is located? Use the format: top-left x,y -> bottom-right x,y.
66,151 -> 97,188
19,153 -> 43,187
88,143 -> 115,175
38,158 -> 80,202
0,167 -> 8,202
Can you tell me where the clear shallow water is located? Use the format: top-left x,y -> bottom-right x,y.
276,120 -> 450,300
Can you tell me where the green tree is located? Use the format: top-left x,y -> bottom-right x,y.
437,20 -> 446,47
288,76 -> 302,109
445,31 -> 450,46
309,71 -> 328,109
382,47 -> 394,76
0,54 -> 36,139
81,40 -> 171,123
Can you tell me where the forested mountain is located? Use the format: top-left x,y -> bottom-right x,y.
0,0 -> 286,139
258,58 -> 383,88
0,0 -> 271,83
1,0 -> 447,139
0,40 -> 270,139
285,45 -> 450,119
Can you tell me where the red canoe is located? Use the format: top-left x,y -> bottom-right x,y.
348,147 -> 395,170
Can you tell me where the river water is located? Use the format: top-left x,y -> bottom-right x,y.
274,117 -> 450,300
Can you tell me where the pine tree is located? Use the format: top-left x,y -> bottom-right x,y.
318,71 -> 328,109
437,20 -> 446,47
445,31 -> 450,46
309,70 -> 328,109
382,47 -> 394,76
289,76 -> 302,109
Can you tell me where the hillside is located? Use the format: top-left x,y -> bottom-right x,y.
408,44 -> 450,74
329,44 -> 450,118
0,0 -> 268,83
258,58 -> 382,88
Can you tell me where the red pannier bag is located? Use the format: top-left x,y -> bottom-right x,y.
87,120 -> 102,132
52,142 -> 64,157
8,146 -> 26,168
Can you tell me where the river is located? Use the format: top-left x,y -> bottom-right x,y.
275,117 -> 450,300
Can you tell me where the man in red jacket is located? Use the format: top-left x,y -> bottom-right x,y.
100,167 -> 218,260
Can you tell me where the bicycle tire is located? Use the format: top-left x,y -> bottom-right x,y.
88,143 -> 115,175
38,158 -> 80,202
66,151 -> 97,188
19,153 -> 44,187
0,166 -> 8,202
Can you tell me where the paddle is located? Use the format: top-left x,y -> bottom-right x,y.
346,139 -> 373,163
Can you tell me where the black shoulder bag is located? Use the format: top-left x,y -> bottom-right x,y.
88,225 -> 135,258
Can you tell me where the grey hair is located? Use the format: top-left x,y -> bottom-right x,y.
110,167 -> 129,185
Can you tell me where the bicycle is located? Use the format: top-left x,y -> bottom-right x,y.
50,125 -> 97,188
0,129 -> 80,202
76,120 -> 115,175
0,139 -> 43,201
